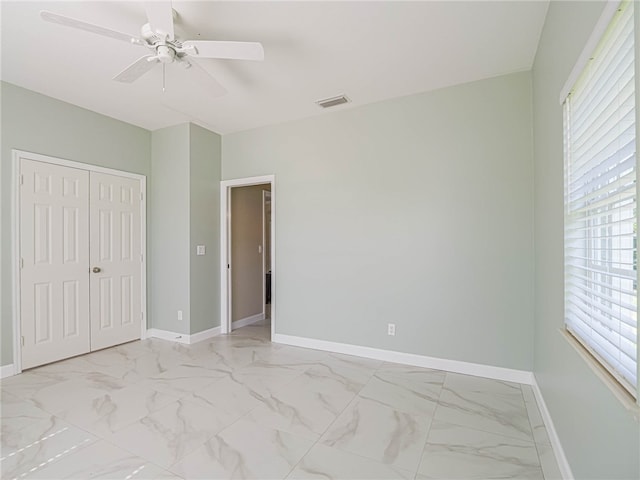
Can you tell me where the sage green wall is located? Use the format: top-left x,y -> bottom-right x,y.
189,124 -> 222,334
532,2 -> 640,479
0,81 -> 151,366
223,72 -> 534,371
1,82 -> 221,353
150,124 -> 191,335
150,123 -> 222,335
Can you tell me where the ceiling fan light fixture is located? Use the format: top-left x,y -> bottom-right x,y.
316,94 -> 350,109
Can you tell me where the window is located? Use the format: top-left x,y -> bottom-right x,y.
564,1 -> 637,398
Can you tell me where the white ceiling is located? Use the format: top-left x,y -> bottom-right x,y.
1,1 -> 549,135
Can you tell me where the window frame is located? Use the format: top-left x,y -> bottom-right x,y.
562,0 -> 639,402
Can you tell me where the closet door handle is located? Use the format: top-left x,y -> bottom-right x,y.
92,267 -> 101,273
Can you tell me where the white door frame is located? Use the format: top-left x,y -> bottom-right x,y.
11,149 -> 148,374
220,175 -> 275,338
262,190 -> 271,318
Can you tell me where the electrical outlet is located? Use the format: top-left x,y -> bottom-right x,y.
177,310 -> 183,321
387,323 -> 396,336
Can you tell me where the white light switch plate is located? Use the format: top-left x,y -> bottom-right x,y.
196,245 -> 206,255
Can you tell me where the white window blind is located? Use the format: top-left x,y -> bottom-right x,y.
564,1 -> 637,397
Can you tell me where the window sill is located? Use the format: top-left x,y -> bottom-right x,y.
559,328 -> 640,421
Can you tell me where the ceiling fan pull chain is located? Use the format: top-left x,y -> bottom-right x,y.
162,63 -> 166,92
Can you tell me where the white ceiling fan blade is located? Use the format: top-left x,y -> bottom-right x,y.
182,41 -> 264,61
144,2 -> 175,40
40,10 -> 139,44
113,56 -> 158,83
181,59 -> 227,97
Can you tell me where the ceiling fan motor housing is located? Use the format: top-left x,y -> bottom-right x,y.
155,45 -> 176,63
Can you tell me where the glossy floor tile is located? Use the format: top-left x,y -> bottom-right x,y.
417,421 -> 543,479
1,321 -> 562,479
170,418 -> 314,479
434,373 -> 534,442
287,443 -> 414,479
106,398 -> 239,469
320,396 -> 432,472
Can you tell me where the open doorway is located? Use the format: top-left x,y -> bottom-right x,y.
220,175 -> 275,339
262,190 -> 272,323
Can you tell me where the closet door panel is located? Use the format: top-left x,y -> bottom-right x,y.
89,172 -> 142,350
20,159 -> 90,369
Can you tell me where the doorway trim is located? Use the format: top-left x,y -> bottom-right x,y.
262,190 -> 271,319
220,175 -> 275,338
11,149 -> 148,374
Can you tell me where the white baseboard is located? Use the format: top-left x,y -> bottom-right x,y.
147,326 -> 221,345
0,363 -> 15,379
232,313 -> 265,330
147,328 -> 191,344
190,326 -> 222,344
272,333 -> 534,385
532,377 -> 574,480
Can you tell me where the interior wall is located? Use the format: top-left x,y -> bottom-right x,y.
150,124 -> 191,335
150,123 -> 222,336
532,2 -> 640,479
223,71 -> 534,371
189,124 -> 222,334
231,184 -> 271,322
0,80 -> 222,355
0,81 -> 151,367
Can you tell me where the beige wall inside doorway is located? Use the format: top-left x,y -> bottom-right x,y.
231,183 -> 271,323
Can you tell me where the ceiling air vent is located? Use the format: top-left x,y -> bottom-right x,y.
316,95 -> 350,109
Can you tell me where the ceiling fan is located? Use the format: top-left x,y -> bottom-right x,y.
40,2 -> 264,96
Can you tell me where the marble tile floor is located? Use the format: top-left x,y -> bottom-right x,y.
1,322 -> 563,479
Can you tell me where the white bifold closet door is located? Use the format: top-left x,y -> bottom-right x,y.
20,160 -> 91,369
89,172 -> 141,351
20,159 -> 142,369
